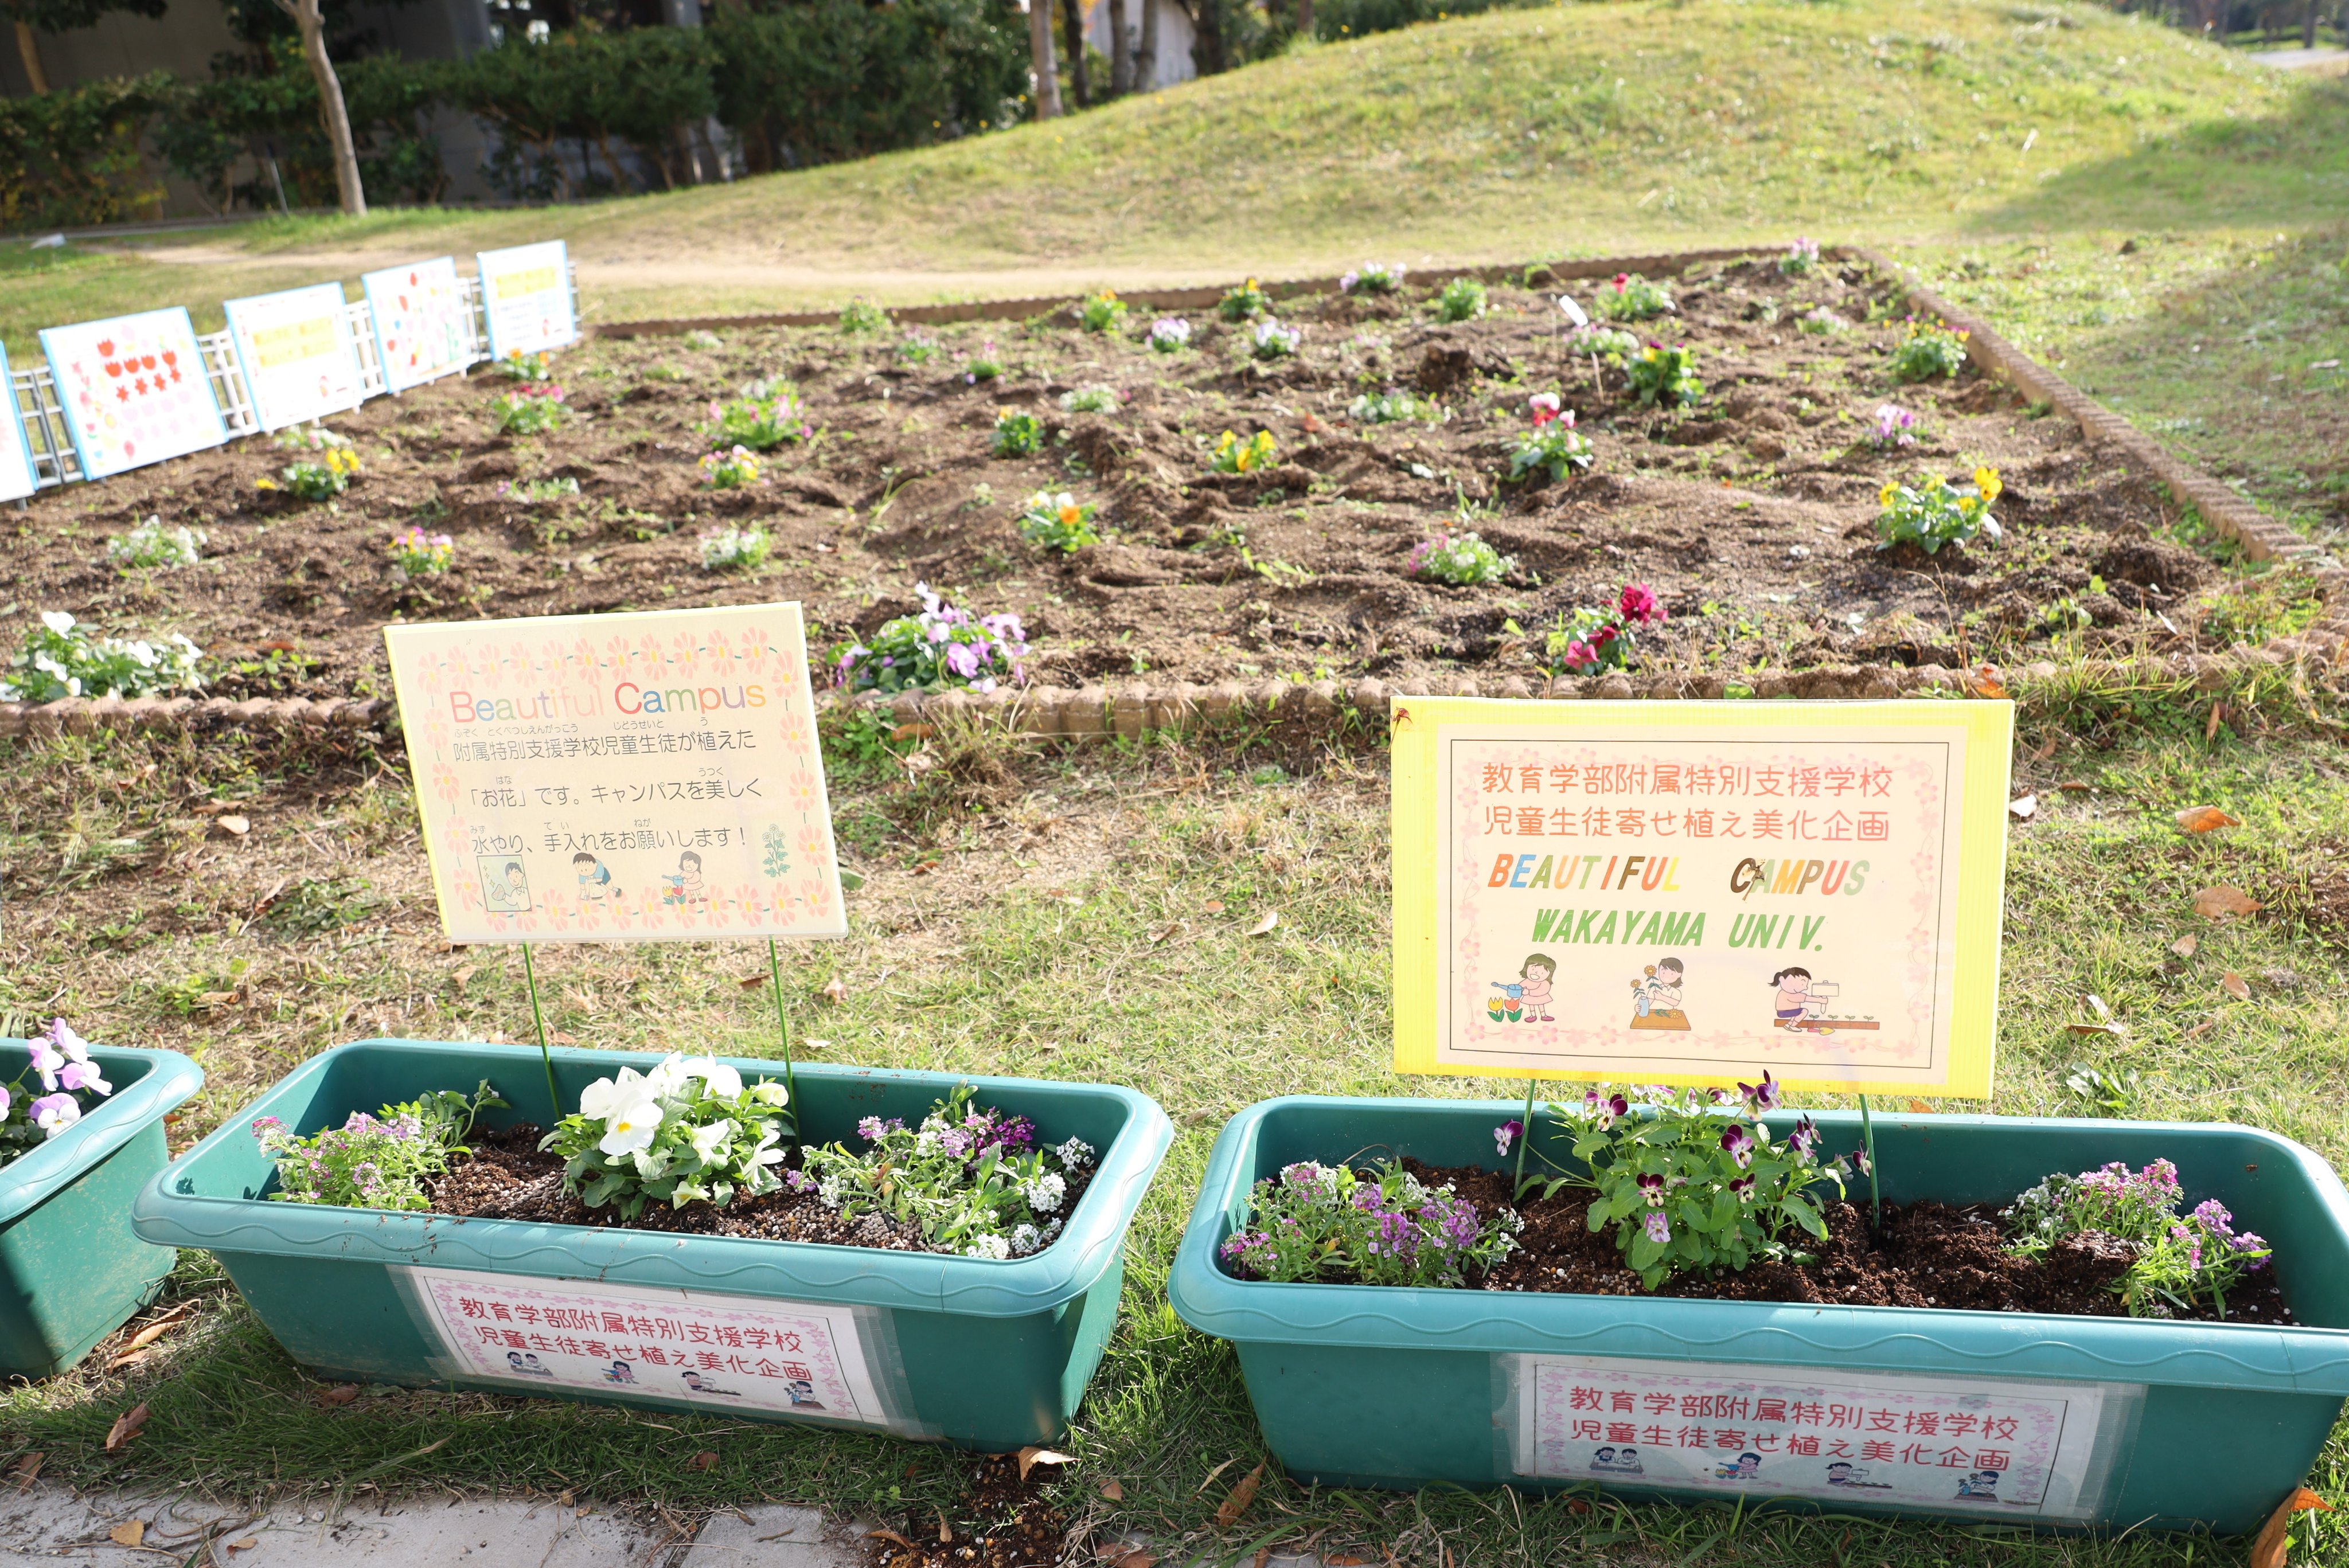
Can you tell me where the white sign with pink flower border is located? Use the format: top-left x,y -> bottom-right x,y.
1512,1353 -> 2133,1522
407,1266 -> 890,1426
384,603 -> 847,944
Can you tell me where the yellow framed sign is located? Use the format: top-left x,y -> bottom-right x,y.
1392,698 -> 2013,1097
384,603 -> 846,945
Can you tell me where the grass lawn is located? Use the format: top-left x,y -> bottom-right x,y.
2,697 -> 2347,1563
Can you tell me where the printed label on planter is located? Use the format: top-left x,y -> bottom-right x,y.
1511,1354 -> 2128,1521
1391,698 -> 2014,1096
409,1266 -> 889,1426
384,603 -> 847,944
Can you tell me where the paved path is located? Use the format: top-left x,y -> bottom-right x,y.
2245,45 -> 2349,73
2,1487 -> 858,1566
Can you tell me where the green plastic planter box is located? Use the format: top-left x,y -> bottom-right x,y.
1,1040 -> 204,1378
134,1038 -> 1170,1449
1170,1096 -> 2349,1534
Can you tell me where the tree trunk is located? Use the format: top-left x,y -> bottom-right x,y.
1107,0 -> 1131,93
1296,0 -> 1313,39
1027,0 -> 1062,119
1059,0 -> 1089,108
1192,0 -> 1226,75
277,0 -> 367,215
1135,0 -> 1158,91
2307,0 -> 2319,48
14,19 -> 49,93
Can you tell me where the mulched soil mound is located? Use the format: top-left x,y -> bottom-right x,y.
2,256 -> 2256,703
863,1453 -> 1066,1568
1250,1159 -> 2290,1324
422,1124 -> 1094,1255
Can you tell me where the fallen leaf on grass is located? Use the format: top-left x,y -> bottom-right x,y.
1098,1478 -> 1125,1501
1214,1461 -> 1265,1528
2175,805 -> 2240,834
1096,1547 -> 1154,1568
2172,934 -> 2199,959
2058,779 -> 2093,792
108,1521 -> 145,1547
11,1453 -> 42,1491
315,1384 -> 361,1408
107,1350 -> 148,1371
1202,898 -> 1226,914
2221,971 -> 2252,1002
1148,923 -> 1179,944
1245,911 -> 1281,937
2192,886 -> 2263,921
1566,1498 -> 1593,1516
1906,1100 -> 1935,1114
800,1037 -> 833,1051
2249,1486 -> 2332,1568
1969,664 -> 2008,699
227,1539 -> 260,1553
2027,733 -> 2057,762
1014,1446 -> 1074,1481
2185,1018 -> 2217,1039
2206,702 -> 2226,742
215,815 -> 251,836
737,975 -> 767,991
103,1402 -> 149,1453
690,1451 -> 718,1471
891,723 -> 936,742
2007,795 -> 2037,822
818,976 -> 846,1006
867,1528 -> 915,1550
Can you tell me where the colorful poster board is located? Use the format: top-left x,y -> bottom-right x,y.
222,281 -> 366,431
1392,698 -> 2013,1096
361,256 -> 471,393
407,1266 -> 892,1429
1511,1354 -> 2131,1522
0,343 -> 38,503
477,240 -> 578,359
383,603 -> 847,944
37,308 -> 227,480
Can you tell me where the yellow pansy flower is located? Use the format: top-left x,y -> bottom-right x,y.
1879,480 -> 1899,508
1973,466 -> 2002,503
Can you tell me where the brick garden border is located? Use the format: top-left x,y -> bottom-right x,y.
2,245 -> 2340,748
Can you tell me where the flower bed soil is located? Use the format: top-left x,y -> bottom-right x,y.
420,1123 -> 1095,1255
0,255 -> 2280,706
1240,1159 -> 2293,1325
864,1450 -> 1067,1568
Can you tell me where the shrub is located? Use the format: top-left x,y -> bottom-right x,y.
1248,319 -> 1301,361
1078,290 -> 1127,333
490,383 -> 567,436
251,1082 -> 503,1213
1347,388 -> 1438,425
2004,1159 -> 2272,1319
1221,1159 -> 1520,1287
1888,318 -> 1969,382
1312,0 -> 1513,43
700,445 -> 766,490
1435,276 -> 1487,323
452,29 -> 716,200
1016,490 -> 1102,553
1877,467 -> 2002,554
1210,429 -> 1277,474
1219,278 -> 1273,322
1528,582 -> 1666,677
105,516 -> 204,570
1,1020 -> 119,1168
545,1054 -> 793,1221
990,408 -> 1044,456
831,582 -> 1028,694
0,611 -> 202,702
797,1085 -> 1097,1259
1625,343 -> 1703,408
839,297 -> 891,333
1341,262 -> 1406,295
1506,394 -> 1594,482
699,523 -> 771,570
1058,385 -> 1119,415
158,42 -> 447,211
1595,272 -> 1673,322
0,73 -> 170,230
1778,236 -> 1821,276
389,526 -> 455,579
701,383 -> 812,451
1406,530 -> 1513,586
261,444 -> 361,502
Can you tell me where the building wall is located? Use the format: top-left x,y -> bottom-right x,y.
1082,0 -> 1196,91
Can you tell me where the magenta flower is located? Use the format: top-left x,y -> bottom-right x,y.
1617,582 -> 1663,625
1495,1119 -> 1524,1156
1739,1071 -> 1781,1113
31,1093 -> 80,1135
1636,1172 -> 1666,1208
1720,1125 -> 1754,1168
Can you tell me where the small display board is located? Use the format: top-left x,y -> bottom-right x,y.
1511,1353 -> 2131,1522
383,603 -> 847,944
477,240 -> 578,360
407,1266 -> 891,1429
1392,698 -> 2012,1096
222,281 -> 367,431
0,343 -> 38,502
38,307 -> 227,480
361,256 -> 472,393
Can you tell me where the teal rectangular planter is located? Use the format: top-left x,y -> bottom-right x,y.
133,1039 -> 1170,1450
1,1041 -> 204,1378
1169,1097 -> 2349,1535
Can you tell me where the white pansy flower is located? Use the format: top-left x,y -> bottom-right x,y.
598,1098 -> 664,1156
688,1119 -> 736,1163
578,1068 -> 649,1123
40,611 -> 75,634
746,1079 -> 789,1106
678,1057 -> 743,1098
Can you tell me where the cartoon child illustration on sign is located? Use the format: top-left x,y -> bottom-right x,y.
1824,1461 -> 1890,1490
573,851 -> 619,905
662,850 -> 711,908
505,1351 -> 553,1378
1769,968 -> 1876,1034
1713,1452 -> 1763,1481
604,1360 -> 636,1385
785,1379 -> 826,1410
479,857 -> 532,913
1770,967 -> 1815,1026
680,1369 -> 741,1398
1954,1471 -> 2002,1501
1629,957 -> 1689,1030
1589,1446 -> 1643,1476
1515,955 -> 1556,1022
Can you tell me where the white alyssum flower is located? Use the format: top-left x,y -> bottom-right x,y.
1023,1171 -> 1067,1214
965,1233 -> 1012,1261
1053,1136 -> 1095,1170
1009,1223 -> 1041,1256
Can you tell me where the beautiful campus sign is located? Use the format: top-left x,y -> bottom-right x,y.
223,281 -> 368,431
384,603 -> 847,945
1392,698 -> 2014,1097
